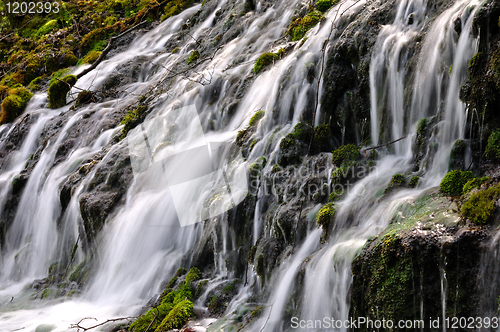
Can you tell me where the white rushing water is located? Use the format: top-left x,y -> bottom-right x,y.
0,0 -> 483,331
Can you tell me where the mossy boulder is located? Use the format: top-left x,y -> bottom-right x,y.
248,110 -> 264,126
316,0 -> 337,12
384,173 -> 406,193
0,86 -> 33,124
277,122 -> 313,166
439,170 -> 476,196
80,51 -> 101,65
288,11 -> 323,41
47,75 -> 77,109
156,299 -> 193,331
27,76 -> 43,91
408,175 -> 419,188
35,20 -> 59,38
75,90 -> 94,107
206,279 -> 240,315
254,52 -> 279,74
462,183 -> 500,225
130,267 -> 200,332
316,202 -> 335,229
485,131 -> 500,163
351,189 -> 486,328
462,177 -> 488,194
331,143 -> 360,167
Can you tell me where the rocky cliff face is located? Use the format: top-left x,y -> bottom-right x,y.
351,2 -> 500,327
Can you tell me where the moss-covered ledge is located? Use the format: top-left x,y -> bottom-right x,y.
350,188 -> 489,331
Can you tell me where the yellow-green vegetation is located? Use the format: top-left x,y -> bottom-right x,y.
254,52 -> 279,74
130,267 -> 200,332
385,174 -> 406,193
439,170 -> 475,196
463,177 -> 488,194
462,183 -> 500,225
312,123 -> 332,152
156,300 -> 194,331
485,131 -> 500,163
120,105 -> 147,139
48,75 -> 77,109
316,0 -> 337,12
0,0 -> 198,97
34,20 -> 59,38
184,267 -> 200,283
186,50 -> 200,64
331,144 -> 360,166
317,202 -> 335,228
0,86 -> 33,124
288,11 -> 323,41
161,0 -> 196,21
468,52 -> 484,69
249,111 -> 265,126
27,77 -> 43,91
408,176 -> 419,188
80,51 -> 102,65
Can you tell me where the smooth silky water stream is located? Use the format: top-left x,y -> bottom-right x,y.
0,0 -> 483,330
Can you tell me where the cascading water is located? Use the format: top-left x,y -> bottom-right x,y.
0,0 -> 485,331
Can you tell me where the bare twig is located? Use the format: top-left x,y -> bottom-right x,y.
144,308 -> 159,332
259,303 -> 273,332
69,316 -> 135,331
360,135 -> 408,152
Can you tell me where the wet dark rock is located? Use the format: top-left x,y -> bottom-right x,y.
205,279 -> 241,316
453,16 -> 462,35
79,191 -> 121,243
78,145 -> 133,245
321,0 -> 396,145
351,190 -> 490,329
0,113 -> 37,171
253,238 -> 283,280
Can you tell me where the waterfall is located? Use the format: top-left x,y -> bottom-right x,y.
0,0 -> 484,330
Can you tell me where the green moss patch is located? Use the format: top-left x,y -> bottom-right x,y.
80,51 -> 102,65
186,50 -> 200,64
248,110 -> 265,126
408,176 -> 419,188
254,52 -> 279,74
485,131 -> 500,163
316,202 -> 335,228
331,144 -> 360,167
0,86 -> 33,124
48,75 -> 77,109
288,11 -> 323,41
439,170 -> 476,196
385,174 -> 406,193
462,183 -> 500,225
120,105 -> 147,139
130,267 -> 200,332
463,177 -> 488,194
35,20 -> 59,38
316,0 -> 337,12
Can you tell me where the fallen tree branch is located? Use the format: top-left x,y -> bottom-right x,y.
77,21 -> 148,79
69,316 -> 136,331
361,135 -> 408,152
